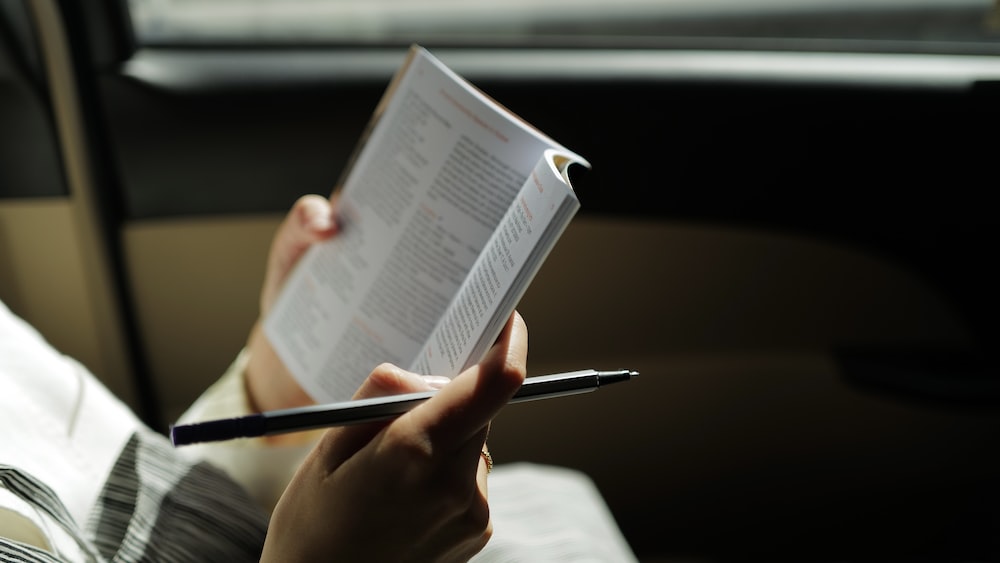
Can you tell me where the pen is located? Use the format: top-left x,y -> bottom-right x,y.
170,369 -> 637,446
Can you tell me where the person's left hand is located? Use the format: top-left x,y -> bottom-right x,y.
244,194 -> 339,414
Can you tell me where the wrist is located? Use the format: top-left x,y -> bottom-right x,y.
245,322 -> 314,413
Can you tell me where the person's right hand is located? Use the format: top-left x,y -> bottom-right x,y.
260,312 -> 527,562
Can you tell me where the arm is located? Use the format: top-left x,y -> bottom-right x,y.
173,195 -> 340,508
245,193 -> 339,415
189,194 -> 527,561
262,312 -> 527,562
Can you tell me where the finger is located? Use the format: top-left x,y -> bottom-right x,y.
352,362 -> 440,400
403,312 -> 527,452
271,195 -> 338,271
314,363 -> 440,471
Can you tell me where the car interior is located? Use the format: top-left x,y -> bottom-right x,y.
2,0 -> 999,560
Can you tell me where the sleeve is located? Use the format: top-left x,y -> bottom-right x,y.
173,349 -> 319,512
0,494 -> 53,556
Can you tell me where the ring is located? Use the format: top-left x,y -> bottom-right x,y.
480,445 -> 493,474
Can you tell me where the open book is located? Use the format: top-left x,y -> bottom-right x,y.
264,45 -> 588,403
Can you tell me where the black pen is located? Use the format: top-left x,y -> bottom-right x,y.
170,369 -> 637,446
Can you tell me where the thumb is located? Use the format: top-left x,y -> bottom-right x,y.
313,363 -> 446,471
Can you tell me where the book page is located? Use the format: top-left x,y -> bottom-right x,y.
413,149 -> 580,376
265,46 -> 570,402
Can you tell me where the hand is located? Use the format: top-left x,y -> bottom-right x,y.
245,194 -> 338,413
261,312 -> 528,563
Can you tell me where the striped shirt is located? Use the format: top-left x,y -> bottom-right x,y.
2,431 -> 267,562
1,300 -> 270,561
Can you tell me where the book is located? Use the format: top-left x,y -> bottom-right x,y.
264,45 -> 588,403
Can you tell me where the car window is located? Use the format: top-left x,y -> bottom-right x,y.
127,0 -> 1000,55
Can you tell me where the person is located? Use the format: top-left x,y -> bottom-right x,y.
0,195 -> 637,561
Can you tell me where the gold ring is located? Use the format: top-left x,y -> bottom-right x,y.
480,445 -> 493,474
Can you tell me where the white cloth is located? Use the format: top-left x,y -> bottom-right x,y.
173,348 -> 313,512
0,302 -> 136,525
1,300 -> 267,561
476,463 -> 637,562
0,300 -> 137,560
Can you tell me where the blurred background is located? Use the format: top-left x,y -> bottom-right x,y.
3,0 -> 1000,560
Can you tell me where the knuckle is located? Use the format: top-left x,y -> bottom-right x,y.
381,425 -> 434,467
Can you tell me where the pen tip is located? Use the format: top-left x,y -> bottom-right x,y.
629,370 -> 639,378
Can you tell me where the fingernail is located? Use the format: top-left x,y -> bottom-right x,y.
421,375 -> 452,390
309,210 -> 334,231
302,200 -> 335,231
